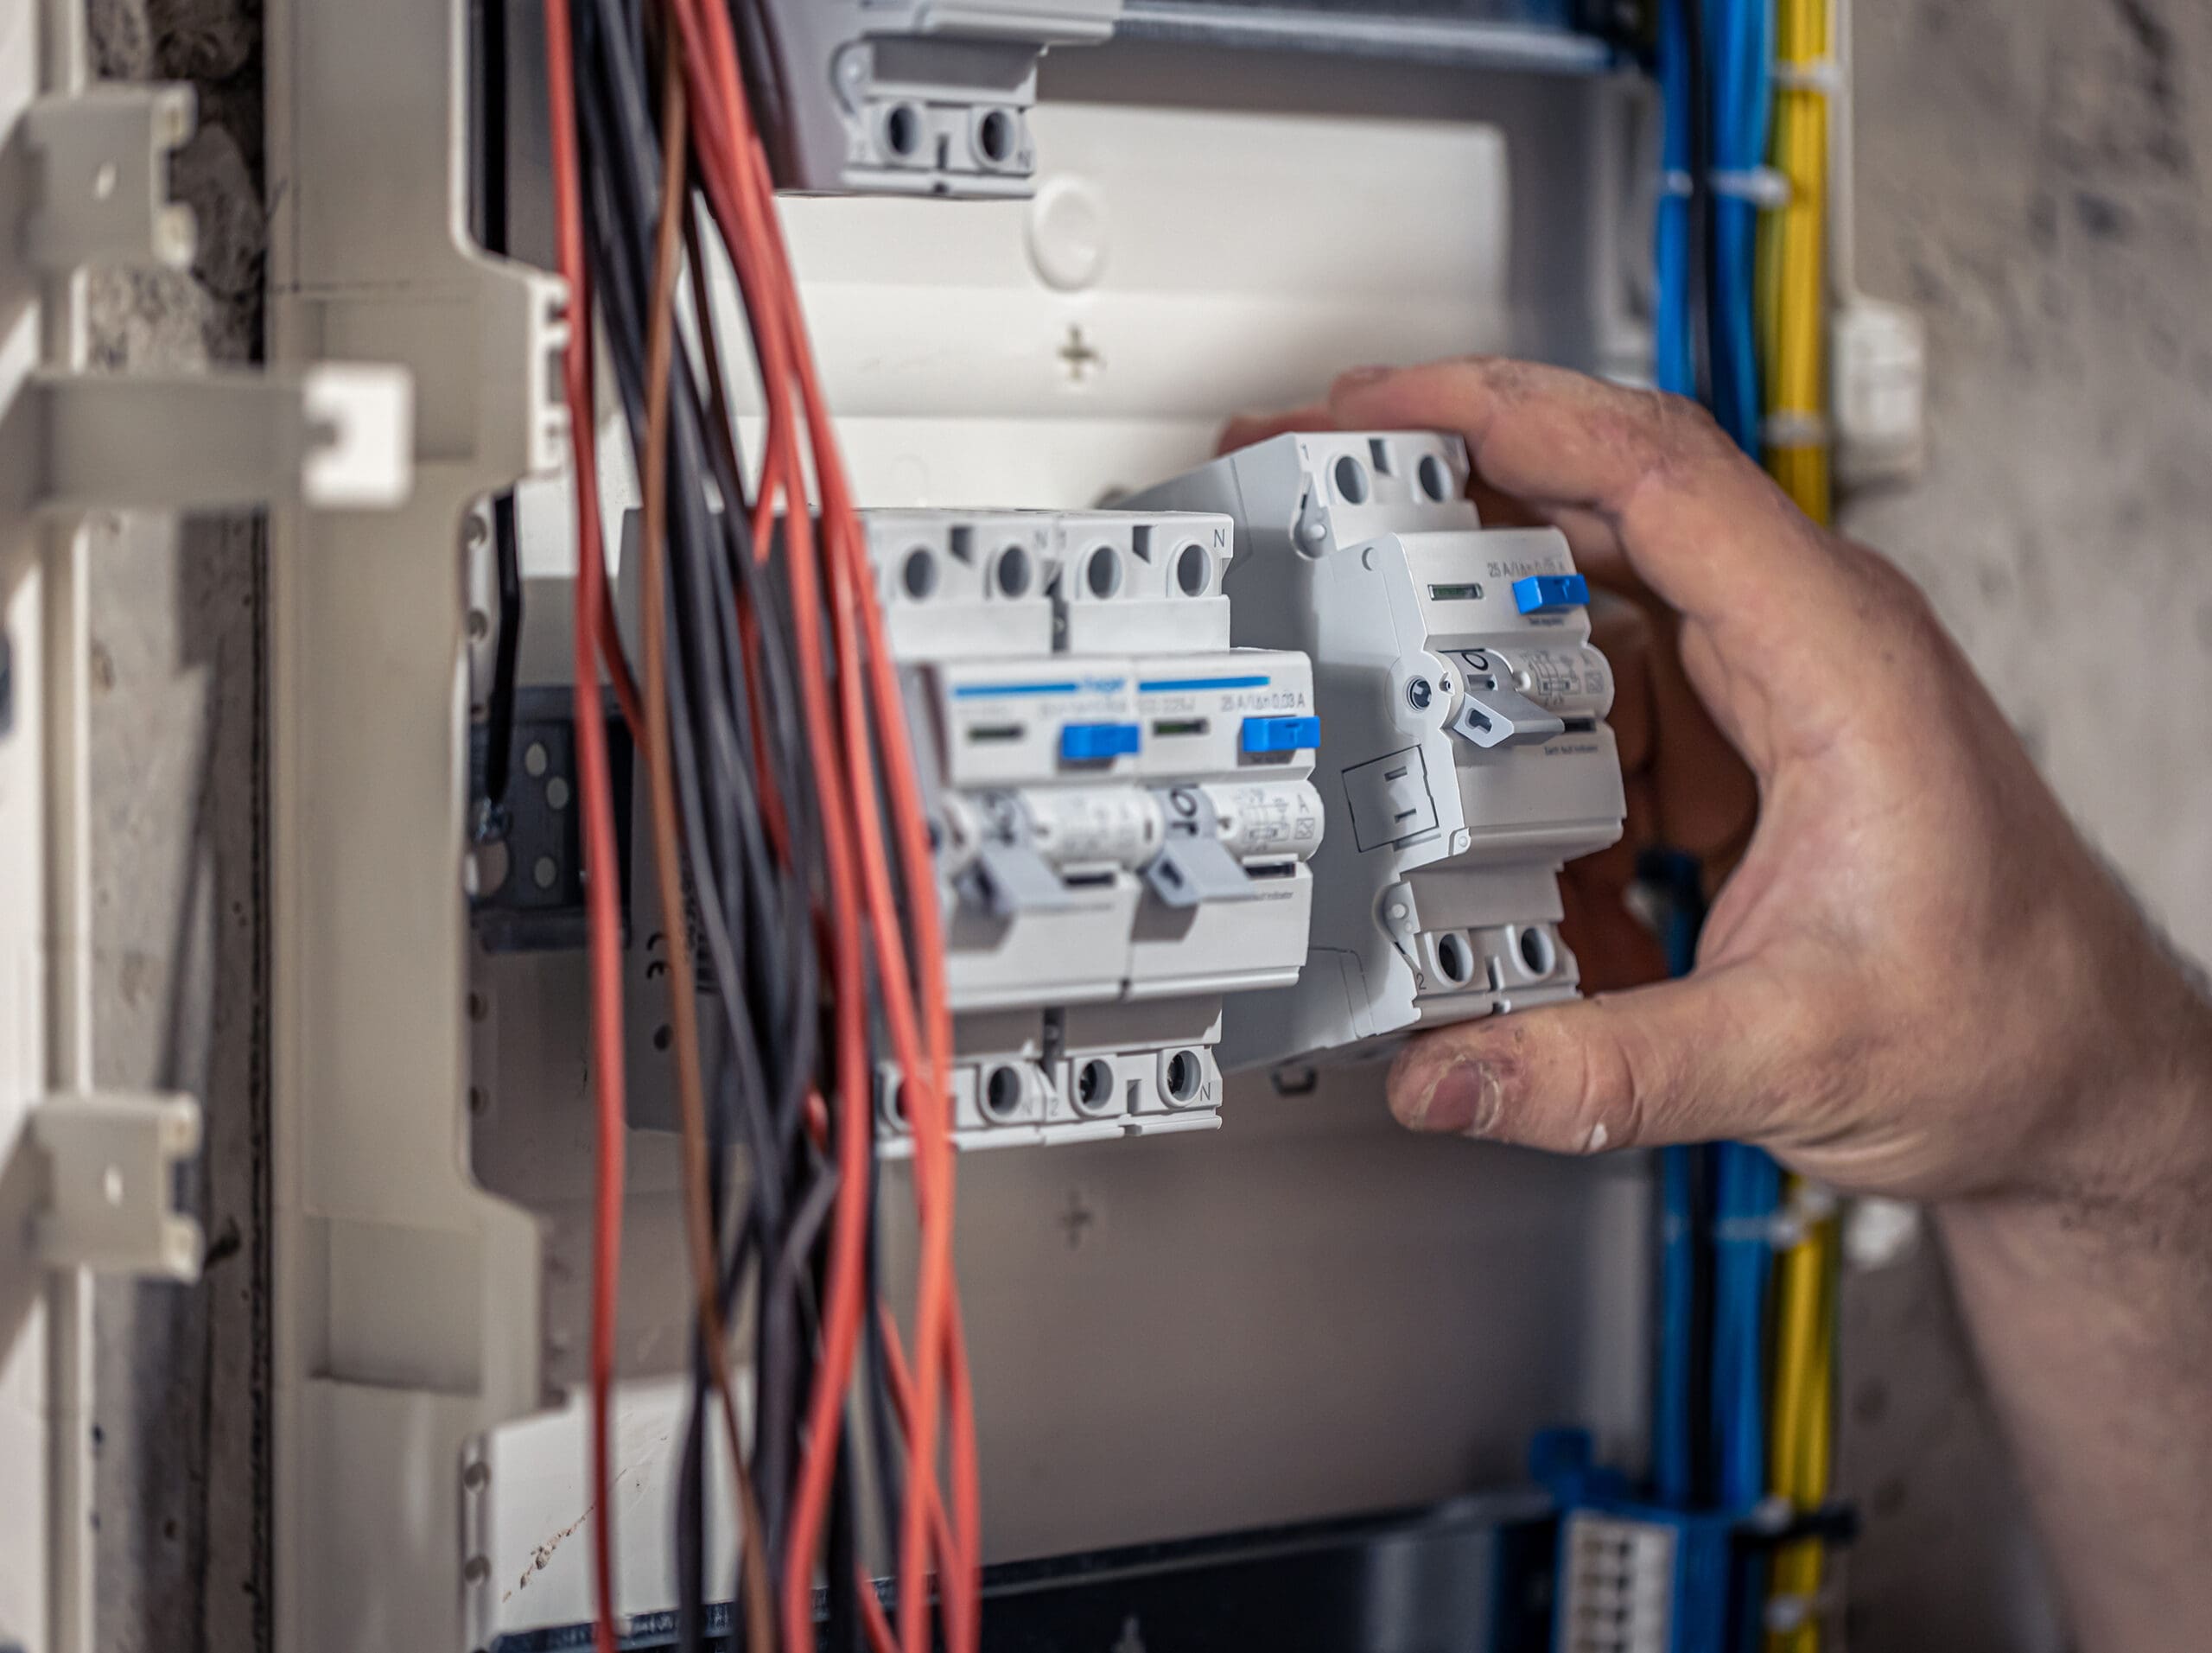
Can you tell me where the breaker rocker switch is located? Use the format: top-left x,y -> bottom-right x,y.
1144,786 -> 1262,909
1452,679 -> 1564,750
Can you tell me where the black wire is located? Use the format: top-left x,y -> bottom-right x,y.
477,0 -> 525,817
482,493 -> 525,811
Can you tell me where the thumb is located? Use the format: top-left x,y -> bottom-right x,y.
1383,964 -> 1812,1155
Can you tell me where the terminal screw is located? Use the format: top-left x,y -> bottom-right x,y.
1405,677 -> 1433,711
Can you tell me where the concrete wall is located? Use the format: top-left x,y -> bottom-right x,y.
74,1 -> 2212,1649
86,3 -> 268,1650
1838,6 -> 2211,1645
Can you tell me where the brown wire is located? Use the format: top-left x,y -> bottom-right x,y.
640,27 -> 776,1650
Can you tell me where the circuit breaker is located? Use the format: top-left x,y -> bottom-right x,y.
1127,431 -> 1627,1072
756,0 -> 1121,196
861,506 -> 1323,1147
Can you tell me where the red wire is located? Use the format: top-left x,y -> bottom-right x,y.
543,4 -> 626,1650
652,7 -> 980,1645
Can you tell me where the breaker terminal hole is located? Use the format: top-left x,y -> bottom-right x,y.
1164,1050 -> 1205,1104
995,544 -> 1033,598
1084,544 -> 1122,598
976,108 -> 1018,166
1518,926 -> 1558,977
1332,454 -> 1371,505
900,547 -> 938,600
982,1065 -> 1027,1122
1174,543 -> 1211,596
1076,1059 -> 1116,1113
1437,931 -> 1475,987
1417,454 -> 1455,501
883,103 -> 925,160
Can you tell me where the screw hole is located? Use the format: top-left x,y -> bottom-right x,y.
882,103 -> 924,160
1164,1050 -> 1204,1104
1332,454 -> 1371,505
900,547 -> 938,601
1517,925 -> 1558,977
1437,931 -> 1474,987
1173,543 -> 1210,597
976,108 -> 1017,166
1076,1059 -> 1116,1115
982,1065 -> 1027,1122
1417,454 -> 1454,502
994,544 -> 1033,598
1084,544 -> 1122,599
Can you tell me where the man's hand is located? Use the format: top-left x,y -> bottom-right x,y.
1235,359 -> 2212,1651
1255,359 -> 2212,1208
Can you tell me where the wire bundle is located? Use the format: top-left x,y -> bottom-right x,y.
542,4 -> 981,1650
1649,3 -> 1841,1646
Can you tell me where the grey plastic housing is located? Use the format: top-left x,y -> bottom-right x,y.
757,0 -> 1122,198
1123,430 -> 1628,1073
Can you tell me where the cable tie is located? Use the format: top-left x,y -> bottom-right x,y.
1771,56 -> 1845,95
1661,168 -> 1694,200
1712,1214 -> 1786,1247
1764,1594 -> 1815,1635
1763,410 -> 1831,449
1708,166 -> 1792,210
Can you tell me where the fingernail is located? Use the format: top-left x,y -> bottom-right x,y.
1388,1047 -> 1502,1136
1385,1042 -> 1449,1128
1458,1063 -> 1506,1140
1333,365 -> 1391,391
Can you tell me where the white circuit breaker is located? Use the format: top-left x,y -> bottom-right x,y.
1126,431 -> 1627,1073
864,506 -> 1324,1148
757,0 -> 1121,197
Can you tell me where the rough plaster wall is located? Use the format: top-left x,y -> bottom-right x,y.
84,3 -> 268,1651
1836,2 -> 2212,1650
71,0 -> 2212,1650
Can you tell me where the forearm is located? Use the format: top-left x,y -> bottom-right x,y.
1938,1036 -> 2212,1652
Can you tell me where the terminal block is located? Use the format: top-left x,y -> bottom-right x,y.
754,0 -> 1121,198
1124,432 -> 1627,1073
862,507 -> 1323,1150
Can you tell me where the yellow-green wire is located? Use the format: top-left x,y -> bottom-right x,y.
1761,1 -> 1838,1648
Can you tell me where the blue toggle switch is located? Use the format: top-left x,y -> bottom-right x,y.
1060,721 -> 1141,761
1513,573 -> 1590,614
1240,714 -> 1321,754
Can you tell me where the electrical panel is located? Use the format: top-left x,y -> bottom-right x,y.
755,0 -> 1122,197
1125,430 -> 1627,1072
861,506 -> 1322,1147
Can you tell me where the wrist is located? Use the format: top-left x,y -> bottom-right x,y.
1986,967 -> 2212,1232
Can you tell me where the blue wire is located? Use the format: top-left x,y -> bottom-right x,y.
1654,0 -> 1695,399
1703,0 -> 1770,455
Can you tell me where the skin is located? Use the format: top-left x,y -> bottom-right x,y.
1230,359 -> 2212,1650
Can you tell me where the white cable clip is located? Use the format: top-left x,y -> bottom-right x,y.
1769,1180 -> 1840,1249
1708,166 -> 1792,210
1762,410 -> 1832,451
1764,1593 -> 1815,1635
1661,168 -> 1694,200
1771,56 -> 1845,95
